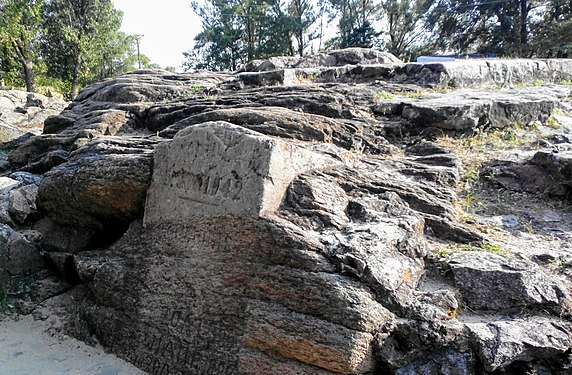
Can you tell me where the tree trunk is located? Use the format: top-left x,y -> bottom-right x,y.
519,0 -> 529,55
11,41 -> 35,92
23,59 -> 35,93
71,58 -> 80,98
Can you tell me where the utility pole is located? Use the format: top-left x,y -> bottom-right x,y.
135,34 -> 143,70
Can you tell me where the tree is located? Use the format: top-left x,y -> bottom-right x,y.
256,0 -> 295,57
91,33 -> 152,81
528,0 -> 572,57
41,0 -> 125,98
186,0 -> 245,71
381,0 -> 435,60
324,0 -> 382,48
426,0 -> 542,57
288,0 -> 318,56
0,0 -> 43,92
186,0 -> 305,71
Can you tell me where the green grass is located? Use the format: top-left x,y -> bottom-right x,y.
458,243 -> 507,256
432,242 -> 508,260
202,94 -> 218,101
546,115 -> 561,129
530,79 -> 544,87
432,247 -> 453,260
403,90 -> 423,99
374,91 -> 395,100
190,84 -> 203,93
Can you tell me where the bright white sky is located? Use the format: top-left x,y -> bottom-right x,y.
112,0 -> 202,70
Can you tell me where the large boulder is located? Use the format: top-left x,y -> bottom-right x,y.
374,86 -> 566,132
74,123 -> 399,374
37,136 -> 156,237
244,48 -> 402,72
238,49 -> 402,86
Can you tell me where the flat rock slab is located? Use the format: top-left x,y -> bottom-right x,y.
449,251 -> 566,311
375,86 -> 571,131
0,315 -> 144,375
401,59 -> 572,88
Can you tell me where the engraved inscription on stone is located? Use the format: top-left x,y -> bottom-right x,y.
144,121 -> 337,224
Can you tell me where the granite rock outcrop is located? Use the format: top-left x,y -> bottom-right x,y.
1,51 -> 572,374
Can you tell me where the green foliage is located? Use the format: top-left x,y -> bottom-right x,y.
34,72 -> 71,99
41,0 -> 130,97
325,0 -> 382,48
0,292 -> 14,312
432,247 -> 453,260
403,90 -> 423,98
0,44 -> 24,87
0,0 -> 148,98
185,0 -> 315,71
432,243 -> 506,259
343,20 -> 380,48
374,91 -> 395,100
381,0 -> 435,60
425,0 -> 572,58
0,0 -> 44,91
458,243 -> 507,256
530,79 -> 544,87
546,115 -> 561,129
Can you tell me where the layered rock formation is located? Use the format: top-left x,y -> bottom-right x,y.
1,52 -> 572,374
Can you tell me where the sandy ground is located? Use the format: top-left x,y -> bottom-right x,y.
0,315 -> 146,375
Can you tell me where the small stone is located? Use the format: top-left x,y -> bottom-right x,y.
0,177 -> 19,191
542,211 -> 562,223
500,215 -> 519,228
1,228 -> 44,276
9,184 -> 39,224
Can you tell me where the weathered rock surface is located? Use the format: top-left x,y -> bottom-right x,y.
485,150 -> 572,198
375,85 -> 571,133
467,317 -> 572,371
400,59 -> 572,88
244,48 -> 402,72
1,49 -> 572,374
38,137 -> 155,225
0,90 -> 67,143
73,124 -> 398,374
237,48 -> 403,87
449,251 -> 567,311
